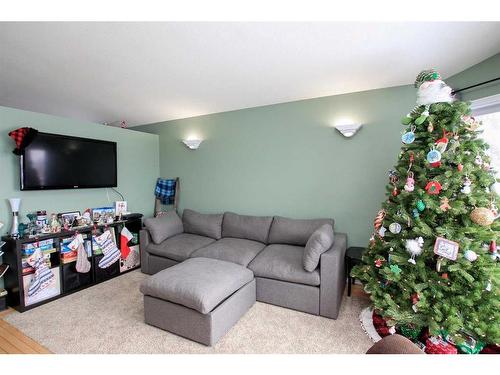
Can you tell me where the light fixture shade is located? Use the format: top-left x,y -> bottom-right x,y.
182,139 -> 203,150
334,123 -> 363,138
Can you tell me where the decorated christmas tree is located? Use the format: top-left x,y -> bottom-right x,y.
352,69 -> 500,353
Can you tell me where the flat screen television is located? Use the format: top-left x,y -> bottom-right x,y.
20,132 -> 117,190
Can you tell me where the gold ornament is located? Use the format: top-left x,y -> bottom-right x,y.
427,122 -> 434,132
470,207 -> 495,226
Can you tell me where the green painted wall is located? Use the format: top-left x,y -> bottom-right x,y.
136,85 -> 415,247
0,105 -> 159,234
447,53 -> 500,101
0,106 -> 159,288
135,53 -> 500,248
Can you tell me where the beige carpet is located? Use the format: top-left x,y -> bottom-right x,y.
4,270 -> 373,354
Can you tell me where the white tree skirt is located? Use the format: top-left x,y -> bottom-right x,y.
359,307 -> 382,343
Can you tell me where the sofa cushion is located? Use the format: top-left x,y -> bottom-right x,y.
182,209 -> 223,239
268,216 -> 334,246
190,237 -> 266,266
140,257 -> 254,314
248,244 -> 320,286
303,224 -> 334,272
146,233 -> 215,262
144,211 -> 184,244
222,212 -> 273,243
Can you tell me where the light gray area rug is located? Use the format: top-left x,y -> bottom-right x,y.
4,270 -> 373,354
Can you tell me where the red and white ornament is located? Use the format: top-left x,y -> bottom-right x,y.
435,131 -> 450,153
373,209 -> 386,231
425,180 -> 442,195
375,259 -> 384,268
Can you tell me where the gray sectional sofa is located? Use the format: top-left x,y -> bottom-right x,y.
140,209 -> 347,320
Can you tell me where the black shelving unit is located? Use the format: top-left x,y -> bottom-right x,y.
1,215 -> 142,312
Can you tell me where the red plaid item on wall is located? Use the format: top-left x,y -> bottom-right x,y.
425,336 -> 458,354
8,127 -> 38,155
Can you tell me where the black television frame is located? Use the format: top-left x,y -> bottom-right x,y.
20,132 -> 118,190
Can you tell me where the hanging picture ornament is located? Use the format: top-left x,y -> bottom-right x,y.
411,293 -> 420,312
373,209 -> 386,231
406,237 -> 424,264
434,237 -> 459,261
490,240 -> 499,261
490,199 -> 499,217
461,177 -> 472,194
490,181 -> 500,195
416,199 -> 426,212
378,226 -> 387,238
389,222 -> 402,234
427,148 -> 442,164
462,115 -> 481,131
425,180 -> 442,195
404,172 -> 415,192
464,250 -> 478,262
402,125 -> 416,144
435,130 -> 450,153
470,207 -> 495,226
390,175 -> 399,196
440,197 -> 451,211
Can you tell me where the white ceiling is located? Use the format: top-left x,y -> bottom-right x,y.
1,22 -> 500,126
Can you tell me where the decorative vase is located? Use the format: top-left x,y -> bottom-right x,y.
8,198 -> 21,237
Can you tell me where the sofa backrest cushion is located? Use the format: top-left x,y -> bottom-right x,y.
144,211 -> 184,244
222,212 -> 273,243
303,224 -> 335,272
182,209 -> 223,239
268,216 -> 334,246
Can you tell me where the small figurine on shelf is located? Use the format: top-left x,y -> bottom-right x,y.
50,214 -> 61,233
41,224 -> 51,234
106,214 -> 114,224
17,222 -> 29,238
82,209 -> 92,226
63,218 -> 70,231
26,212 -> 37,236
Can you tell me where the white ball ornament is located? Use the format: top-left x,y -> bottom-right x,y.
491,182 -> 500,195
464,250 -> 478,262
389,222 -> 402,234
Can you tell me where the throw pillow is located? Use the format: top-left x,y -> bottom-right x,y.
182,209 -> 223,239
303,224 -> 334,272
144,211 -> 184,244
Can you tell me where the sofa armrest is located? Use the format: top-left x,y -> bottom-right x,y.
140,228 -> 152,274
319,232 -> 347,319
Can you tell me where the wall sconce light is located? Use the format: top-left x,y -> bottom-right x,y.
182,139 -> 203,150
333,122 -> 363,138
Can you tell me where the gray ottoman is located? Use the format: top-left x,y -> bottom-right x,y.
140,257 -> 256,346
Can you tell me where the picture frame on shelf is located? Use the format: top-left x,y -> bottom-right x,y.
58,211 -> 81,228
92,206 -> 115,224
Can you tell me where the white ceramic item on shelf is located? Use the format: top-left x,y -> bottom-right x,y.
8,198 -> 21,237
